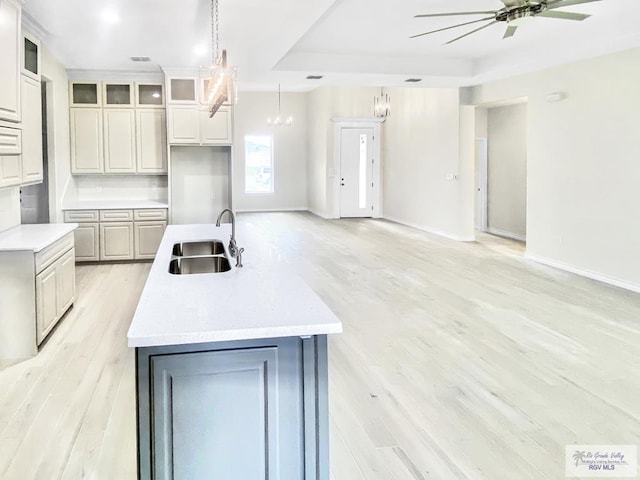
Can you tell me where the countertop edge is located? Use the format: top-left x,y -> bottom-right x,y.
0,223 -> 78,253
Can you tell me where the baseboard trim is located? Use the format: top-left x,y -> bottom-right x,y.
486,228 -> 526,242
307,208 -> 334,220
235,207 -> 307,213
525,253 -> 640,294
383,215 -> 475,242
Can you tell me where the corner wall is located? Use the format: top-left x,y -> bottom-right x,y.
472,48 -> 640,290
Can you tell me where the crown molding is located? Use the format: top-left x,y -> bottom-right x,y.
22,10 -> 49,41
66,69 -> 164,82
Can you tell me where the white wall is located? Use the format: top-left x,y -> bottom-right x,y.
383,87 -> 471,240
472,48 -> 640,290
232,92 -> 308,212
70,175 -> 168,202
487,103 -> 527,239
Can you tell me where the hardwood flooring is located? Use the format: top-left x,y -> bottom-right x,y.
1,212 -> 639,479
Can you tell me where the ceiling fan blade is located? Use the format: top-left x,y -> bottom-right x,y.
415,11 -> 496,18
503,25 -> 518,39
410,16 -> 495,39
445,21 -> 499,45
537,10 -> 590,20
501,0 -> 525,6
547,0 -> 601,8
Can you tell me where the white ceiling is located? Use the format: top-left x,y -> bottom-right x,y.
21,0 -> 640,91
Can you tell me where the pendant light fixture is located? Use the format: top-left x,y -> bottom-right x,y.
373,87 -> 391,118
205,0 -> 238,118
267,84 -> 293,127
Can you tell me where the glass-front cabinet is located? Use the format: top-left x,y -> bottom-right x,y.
136,83 -> 164,108
22,33 -> 41,81
70,82 -> 102,107
103,82 -> 134,107
167,77 -> 197,104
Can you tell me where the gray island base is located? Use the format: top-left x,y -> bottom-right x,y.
128,224 -> 342,480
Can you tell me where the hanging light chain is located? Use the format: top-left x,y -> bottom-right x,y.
211,0 -> 220,64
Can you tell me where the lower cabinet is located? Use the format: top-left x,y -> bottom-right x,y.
136,336 -> 329,480
35,248 -> 76,345
65,208 -> 166,262
100,222 -> 134,261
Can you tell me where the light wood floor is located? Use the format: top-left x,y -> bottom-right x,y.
1,212 -> 639,479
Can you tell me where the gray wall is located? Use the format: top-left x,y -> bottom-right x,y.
487,103 -> 527,239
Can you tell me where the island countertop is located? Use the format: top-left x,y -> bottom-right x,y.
0,223 -> 78,252
127,223 -> 343,347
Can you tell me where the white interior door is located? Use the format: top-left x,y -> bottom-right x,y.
339,128 -> 374,218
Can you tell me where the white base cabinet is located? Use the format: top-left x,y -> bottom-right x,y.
65,208 -> 166,262
0,231 -> 76,361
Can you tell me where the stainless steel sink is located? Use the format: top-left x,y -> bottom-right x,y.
172,240 -> 225,257
169,256 -> 232,275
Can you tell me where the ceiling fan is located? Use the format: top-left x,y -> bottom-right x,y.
411,0 -> 602,45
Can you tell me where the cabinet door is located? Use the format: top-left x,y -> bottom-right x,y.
136,83 -> 164,108
36,263 -> 58,345
167,107 -> 199,144
167,77 -> 197,104
0,0 -> 21,123
21,76 -> 43,184
103,82 -> 133,108
70,108 -> 103,174
134,221 -> 166,259
0,155 -> 22,188
136,110 -> 167,173
56,249 -> 76,316
100,222 -> 134,261
69,82 -> 102,107
22,33 -> 41,81
103,109 -> 136,173
151,346 -> 304,479
73,223 -> 99,262
200,108 -> 232,145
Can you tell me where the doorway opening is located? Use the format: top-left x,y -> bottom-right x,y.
20,80 -> 50,224
475,101 -> 527,243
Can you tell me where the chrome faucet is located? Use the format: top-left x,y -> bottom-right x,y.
215,208 -> 240,261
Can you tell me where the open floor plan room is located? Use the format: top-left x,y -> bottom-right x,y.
1,212 -> 638,480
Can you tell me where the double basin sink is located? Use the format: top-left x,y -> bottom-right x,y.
169,240 -> 231,275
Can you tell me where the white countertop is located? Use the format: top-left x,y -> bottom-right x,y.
127,223 -> 343,347
62,199 -> 168,210
0,223 -> 78,252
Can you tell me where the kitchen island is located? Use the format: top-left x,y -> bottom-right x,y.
127,223 -> 342,479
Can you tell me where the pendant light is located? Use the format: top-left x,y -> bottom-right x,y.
267,84 -> 293,127
205,0 -> 238,118
373,87 -> 391,118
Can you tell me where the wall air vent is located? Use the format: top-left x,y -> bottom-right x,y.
405,78 -> 422,83
130,56 -> 151,62
306,75 -> 324,80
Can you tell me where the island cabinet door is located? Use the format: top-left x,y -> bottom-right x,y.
138,338 -> 308,480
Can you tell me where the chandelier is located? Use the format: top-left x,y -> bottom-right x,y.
267,84 -> 293,127
205,0 -> 238,118
373,87 -> 391,118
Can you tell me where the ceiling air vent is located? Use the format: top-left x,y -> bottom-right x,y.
130,56 -> 151,62
306,75 -> 323,80
405,78 -> 422,83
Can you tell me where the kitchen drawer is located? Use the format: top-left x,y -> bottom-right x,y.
134,208 -> 167,221
0,127 -> 21,155
35,233 -> 75,274
100,209 -> 134,222
64,210 -> 99,223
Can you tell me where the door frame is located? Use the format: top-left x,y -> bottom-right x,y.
475,137 -> 488,232
330,117 -> 384,219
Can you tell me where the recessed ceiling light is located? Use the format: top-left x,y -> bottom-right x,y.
405,78 -> 422,83
193,44 -> 207,56
101,8 -> 120,25
306,75 -> 323,80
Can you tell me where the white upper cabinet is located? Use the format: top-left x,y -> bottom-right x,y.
22,33 -> 41,82
103,82 -> 134,108
167,106 -> 199,144
20,75 -> 43,184
0,0 -> 21,124
104,109 -> 136,173
136,109 -> 167,173
200,107 -> 232,145
69,82 -> 102,108
136,83 -> 164,108
70,108 -> 104,174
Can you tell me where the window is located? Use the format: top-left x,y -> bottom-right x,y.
245,135 -> 273,194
